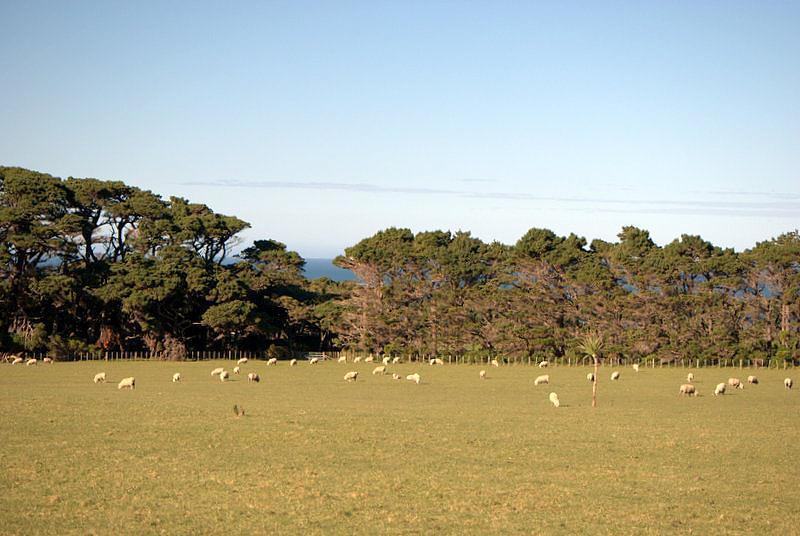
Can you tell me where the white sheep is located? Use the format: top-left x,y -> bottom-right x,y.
587,372 -> 595,382
237,357 -> 248,365
309,357 -> 319,365
549,392 -> 560,407
25,358 -> 37,366
172,372 -> 181,382
534,374 -> 550,386
539,361 -> 549,368
392,373 -> 402,380
343,371 -> 358,382
211,367 -> 224,377
632,363 -> 639,372
233,366 -> 241,375
117,377 -> 135,390
491,359 -> 499,367
364,356 -> 374,363
610,371 -> 621,381
372,365 -> 386,375
785,378 -> 793,390
392,357 -> 401,364
382,356 -> 391,365
93,372 -> 106,383
747,375 -> 758,385
353,356 -> 362,363
247,372 -> 260,383
429,358 -> 444,366
406,373 -> 421,384
714,382 -> 726,396
679,384 -> 697,396
267,358 -> 277,366
479,370 -> 487,380
43,357 -> 53,364
290,359 -> 297,366
728,378 -> 744,390
11,357 -> 24,365
219,370 -> 230,382
338,355 -> 347,363
687,372 -> 694,383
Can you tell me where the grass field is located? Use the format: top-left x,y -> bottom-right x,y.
2,360 -> 799,535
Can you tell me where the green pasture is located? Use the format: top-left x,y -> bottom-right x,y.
1,360 -> 798,534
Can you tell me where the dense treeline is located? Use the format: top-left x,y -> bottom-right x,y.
2,166 -> 799,363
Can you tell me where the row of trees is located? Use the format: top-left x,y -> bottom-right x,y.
2,166 -> 798,363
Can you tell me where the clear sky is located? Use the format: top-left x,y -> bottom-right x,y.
2,1 -> 798,257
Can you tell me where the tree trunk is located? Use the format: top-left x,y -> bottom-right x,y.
592,356 -> 598,408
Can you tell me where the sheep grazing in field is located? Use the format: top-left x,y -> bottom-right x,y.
43,357 -> 53,364
364,356 -> 375,363
93,372 -> 106,383
26,358 -> 37,366
117,377 -> 135,390
267,358 -> 277,366
247,372 -> 260,383
406,373 -> 421,384
539,361 -> 549,368
728,378 -> 744,390
11,357 -> 24,365
309,357 -> 319,365
338,355 -> 347,363
219,371 -> 230,382
785,378 -> 793,390
610,371 -> 621,381
747,375 -> 758,385
632,364 -> 639,372
343,371 -> 358,382
211,367 -> 224,377
392,356 -> 401,364
372,365 -> 386,375
480,370 -> 487,380
687,372 -> 694,383
549,392 -> 560,408
233,366 -> 241,375
392,373 -> 402,380
429,358 -> 444,366
382,356 -> 391,365
237,357 -> 248,365
172,372 -> 181,382
491,359 -> 499,367
290,359 -> 297,367
679,384 -> 697,396
714,383 -> 727,396
587,372 -> 595,382
534,374 -> 550,386
353,356 -> 362,364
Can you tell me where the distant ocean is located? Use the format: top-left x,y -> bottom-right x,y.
302,258 -> 356,281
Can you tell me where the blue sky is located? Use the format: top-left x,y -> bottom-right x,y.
1,1 -> 798,257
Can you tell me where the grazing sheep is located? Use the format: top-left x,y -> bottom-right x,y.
728,378 -> 744,390
747,375 -> 758,385
43,357 -> 53,364
267,358 -> 277,366
372,365 -> 386,375
309,357 -> 319,365
26,358 -> 37,366
353,356 -> 362,363
491,359 -> 499,367
247,372 -> 260,382
406,373 -> 421,384
338,355 -> 347,363
679,384 -> 697,396
392,357 -> 401,364
714,383 -> 727,396
534,374 -> 550,386
117,377 -> 135,390
11,357 -> 24,365
632,364 -> 639,372
290,359 -> 297,366
343,371 -> 358,382
785,378 -> 793,390
219,371 -> 230,382
687,372 -> 694,383
172,372 -> 181,382
539,361 -> 549,368
429,358 -> 444,366
480,370 -> 487,380
382,356 -> 391,365
237,357 -> 248,365
364,356 -> 375,363
233,366 -> 241,375
211,367 -> 224,377
610,371 -> 621,381
392,373 -> 402,380
549,392 -> 560,407
93,372 -> 106,384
